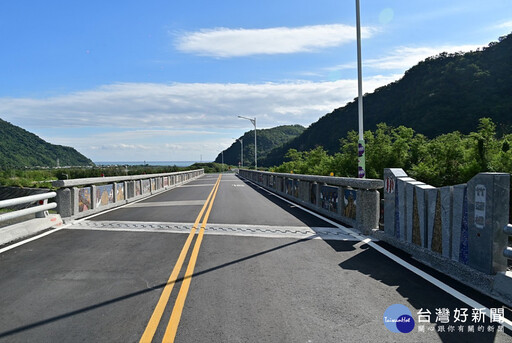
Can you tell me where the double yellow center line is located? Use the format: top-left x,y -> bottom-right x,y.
140,174 -> 222,343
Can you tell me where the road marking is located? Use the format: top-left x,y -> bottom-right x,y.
179,184 -> 216,187
67,220 -> 355,240
139,175 -> 221,343
162,174 -> 221,343
238,175 -> 512,331
128,200 -> 205,207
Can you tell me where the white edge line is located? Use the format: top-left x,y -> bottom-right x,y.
239,175 -> 512,330
0,175 -> 205,254
0,227 -> 63,254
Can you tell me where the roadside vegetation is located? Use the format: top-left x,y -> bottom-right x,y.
0,162 -> 228,189
271,118 -> 511,188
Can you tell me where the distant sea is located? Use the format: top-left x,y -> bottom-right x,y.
95,161 -> 203,167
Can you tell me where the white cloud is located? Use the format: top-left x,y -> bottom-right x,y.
175,24 -> 376,57
0,76 -> 398,161
0,78 -> 397,130
328,44 -> 482,72
496,21 -> 512,30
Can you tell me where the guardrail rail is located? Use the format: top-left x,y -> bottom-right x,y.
0,192 -> 57,223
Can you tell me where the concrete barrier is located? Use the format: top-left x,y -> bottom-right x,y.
382,168 -> 510,275
237,169 -> 383,234
493,224 -> 512,301
53,169 -> 204,221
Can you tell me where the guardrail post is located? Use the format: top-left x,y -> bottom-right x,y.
35,198 -> 48,218
383,169 -> 410,239
467,173 -> 510,274
56,188 -> 72,218
72,187 -> 79,215
113,183 -> 118,203
91,185 -> 97,210
356,189 -> 380,234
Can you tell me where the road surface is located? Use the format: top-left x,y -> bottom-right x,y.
0,173 -> 510,342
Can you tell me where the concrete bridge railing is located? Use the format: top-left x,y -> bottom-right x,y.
237,169 -> 383,234
53,169 -> 204,221
381,168 -> 512,303
504,224 -> 512,260
382,168 -> 510,275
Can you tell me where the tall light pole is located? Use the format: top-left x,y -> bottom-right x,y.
238,138 -> 243,168
238,116 -> 257,169
356,0 -> 365,178
233,137 -> 243,168
221,151 -> 224,173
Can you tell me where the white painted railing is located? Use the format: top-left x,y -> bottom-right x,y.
0,192 -> 57,222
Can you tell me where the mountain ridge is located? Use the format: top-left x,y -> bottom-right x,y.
261,32 -> 512,167
0,118 -> 94,169
214,124 -> 305,166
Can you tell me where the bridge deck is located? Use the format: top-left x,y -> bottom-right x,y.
0,174 -> 510,342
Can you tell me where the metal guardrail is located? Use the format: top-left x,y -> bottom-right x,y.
0,192 -> 57,222
504,224 -> 512,259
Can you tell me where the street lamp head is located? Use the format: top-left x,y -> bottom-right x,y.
237,115 -> 256,126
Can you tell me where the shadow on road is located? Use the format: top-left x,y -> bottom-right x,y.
0,236 -> 312,339
331,240 -> 510,342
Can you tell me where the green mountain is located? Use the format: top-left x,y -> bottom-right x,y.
214,125 -> 305,166
261,32 -> 512,167
0,118 -> 94,169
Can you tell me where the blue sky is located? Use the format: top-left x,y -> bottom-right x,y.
1,0 -> 511,162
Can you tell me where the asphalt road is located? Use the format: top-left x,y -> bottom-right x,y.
0,173 -> 511,342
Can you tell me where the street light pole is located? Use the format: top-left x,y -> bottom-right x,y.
232,137 -> 244,168
237,138 -> 244,168
356,0 -> 365,178
238,116 -> 257,170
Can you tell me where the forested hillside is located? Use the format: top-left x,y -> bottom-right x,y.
0,118 -> 94,169
262,32 -> 512,167
214,125 -> 305,166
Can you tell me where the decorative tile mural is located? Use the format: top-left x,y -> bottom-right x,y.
78,187 -> 91,212
135,181 -> 141,196
344,189 -> 357,219
116,183 -> 125,201
96,185 -> 114,208
310,183 -> 317,205
285,179 -> 293,195
142,179 -> 151,194
321,185 -> 338,213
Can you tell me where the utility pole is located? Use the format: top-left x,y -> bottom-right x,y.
356,0 -> 366,178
